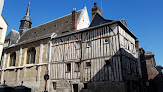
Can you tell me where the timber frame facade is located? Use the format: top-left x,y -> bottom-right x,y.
0,2 -> 143,92
49,21 -> 141,92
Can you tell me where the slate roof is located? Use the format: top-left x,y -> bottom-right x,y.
89,13 -> 114,27
5,29 -> 20,43
4,20 -> 138,49
18,10 -> 82,43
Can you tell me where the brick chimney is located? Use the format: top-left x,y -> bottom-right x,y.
92,3 -> 102,20
72,8 -> 77,31
135,39 -> 139,49
146,51 -> 152,54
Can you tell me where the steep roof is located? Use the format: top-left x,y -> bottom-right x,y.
18,10 -> 82,43
89,13 -> 114,27
5,29 -> 20,43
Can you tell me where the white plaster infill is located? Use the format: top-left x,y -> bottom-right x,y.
0,63 -> 47,71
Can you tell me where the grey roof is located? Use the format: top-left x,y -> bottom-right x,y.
4,20 -> 137,49
89,13 -> 113,27
18,10 -> 82,43
5,29 -> 20,43
21,15 -> 32,23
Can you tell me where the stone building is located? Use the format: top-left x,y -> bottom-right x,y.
1,2 -> 142,92
0,0 -> 8,62
1,1 -> 90,92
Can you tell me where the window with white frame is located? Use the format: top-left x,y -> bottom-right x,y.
86,41 -> 91,48
76,41 -> 81,49
104,38 -> 110,44
75,62 -> 80,72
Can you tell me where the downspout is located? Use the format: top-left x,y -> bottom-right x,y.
47,40 -> 52,91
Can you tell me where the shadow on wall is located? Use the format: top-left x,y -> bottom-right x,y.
147,72 -> 163,92
76,48 -> 142,92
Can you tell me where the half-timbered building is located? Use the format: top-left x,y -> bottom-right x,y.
49,3 -> 141,92
0,2 -> 142,92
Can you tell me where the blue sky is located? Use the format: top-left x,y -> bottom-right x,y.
2,0 -> 163,65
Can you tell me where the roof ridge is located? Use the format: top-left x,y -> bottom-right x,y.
11,29 -> 19,33
25,9 -> 83,32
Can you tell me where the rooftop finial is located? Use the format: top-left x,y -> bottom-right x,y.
26,0 -> 30,16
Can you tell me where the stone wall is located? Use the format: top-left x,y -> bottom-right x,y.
3,65 -> 47,92
1,39 -> 50,92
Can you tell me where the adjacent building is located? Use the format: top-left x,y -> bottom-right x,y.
0,0 -> 8,63
145,51 -> 158,80
1,1 -> 90,92
1,2 -> 142,92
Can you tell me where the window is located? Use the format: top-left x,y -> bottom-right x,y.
104,38 -> 110,44
75,62 -> 80,72
133,62 -> 137,74
86,41 -> 91,48
105,60 -> 111,66
66,63 -> 71,72
127,59 -> 131,73
86,62 -> 91,67
76,42 -> 81,49
52,82 -> 56,90
128,41 -> 130,50
10,52 -> 16,66
27,47 -> 36,64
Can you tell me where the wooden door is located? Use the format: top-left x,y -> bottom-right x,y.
73,84 -> 78,92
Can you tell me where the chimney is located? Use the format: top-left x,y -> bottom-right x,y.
92,3 -> 102,20
72,8 -> 77,31
146,51 -> 152,54
135,39 -> 139,49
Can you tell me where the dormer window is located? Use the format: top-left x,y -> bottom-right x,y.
104,38 -> 110,44
86,41 -> 91,48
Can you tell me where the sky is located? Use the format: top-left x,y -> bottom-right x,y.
2,0 -> 163,65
